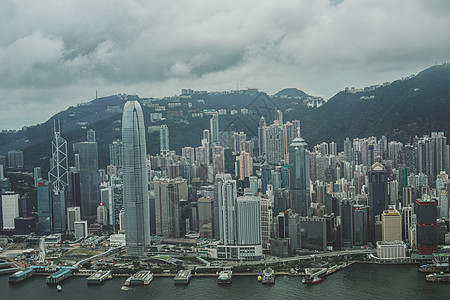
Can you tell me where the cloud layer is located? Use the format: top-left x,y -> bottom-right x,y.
1,0 -> 450,129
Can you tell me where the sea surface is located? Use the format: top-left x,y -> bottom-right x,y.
2,264 -> 450,299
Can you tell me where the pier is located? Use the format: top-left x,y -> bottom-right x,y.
46,267 -> 77,284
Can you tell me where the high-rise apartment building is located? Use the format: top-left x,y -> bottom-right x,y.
160,125 -> 170,156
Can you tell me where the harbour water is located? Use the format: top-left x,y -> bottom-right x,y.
3,264 -> 450,299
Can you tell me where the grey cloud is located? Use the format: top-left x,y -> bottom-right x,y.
1,0 -> 450,129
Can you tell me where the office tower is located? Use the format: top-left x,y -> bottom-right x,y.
217,176 -> 237,245
261,164 -> 272,195
212,146 -> 225,177
33,167 -> 42,187
416,197 -> 438,255
73,132 -> 100,223
353,205 -> 369,246
340,198 -> 354,249
210,112 -> 219,144
258,116 -> 267,156
48,122 -> 69,233
1,192 -> 19,230
288,137 -> 310,216
0,165 -> 3,181
236,196 -> 261,245
238,151 -> 250,180
264,121 -> 284,164
160,125 -> 170,156
74,220 -> 88,239
402,206 -> 413,242
389,180 -> 399,206
198,197 -> 214,238
260,197 -> 272,248
368,162 -> 388,240
67,207 -> 81,233
109,140 -> 123,167
299,216 -> 327,251
329,142 -> 337,156
37,180 -> 52,234
97,203 -> 108,225
381,209 -> 402,242
438,189 -> 448,219
182,147 -> 195,164
7,150 -> 23,168
154,178 -> 188,238
0,155 -> 5,168
122,101 -> 150,256
213,173 -> 232,239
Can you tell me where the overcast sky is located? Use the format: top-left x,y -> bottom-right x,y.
1,0 -> 450,129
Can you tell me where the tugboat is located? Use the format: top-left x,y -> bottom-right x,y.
56,285 -> 62,293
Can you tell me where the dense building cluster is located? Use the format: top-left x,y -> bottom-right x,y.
0,101 -> 449,261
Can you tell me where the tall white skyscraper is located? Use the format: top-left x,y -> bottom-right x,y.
122,101 -> 150,257
217,176 -> 237,245
236,196 -> 262,245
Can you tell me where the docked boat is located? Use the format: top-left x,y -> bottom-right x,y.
426,272 -> 450,282
217,267 -> 232,284
174,270 -> 192,285
261,267 -> 275,284
87,270 -> 111,285
311,276 -> 323,284
124,271 -> 153,286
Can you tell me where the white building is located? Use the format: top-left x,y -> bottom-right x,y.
236,196 -> 261,245
67,207 -> 81,233
377,241 -> 406,259
109,234 -> 126,246
1,193 -> 19,230
97,203 -> 108,225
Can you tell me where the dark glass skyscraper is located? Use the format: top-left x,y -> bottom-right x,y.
73,135 -> 100,223
368,162 -> 388,241
122,101 -> 150,257
288,137 -> 310,216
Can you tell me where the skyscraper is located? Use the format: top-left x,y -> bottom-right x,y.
159,125 -> 169,156
122,101 -> 150,257
210,112 -> 219,144
49,122 -> 69,233
216,176 -> 237,245
288,137 -> 310,216
368,162 -> 388,241
73,131 -> 100,223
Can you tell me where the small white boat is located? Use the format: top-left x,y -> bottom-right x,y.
56,285 -> 62,292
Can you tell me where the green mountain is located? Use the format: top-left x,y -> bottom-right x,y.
0,64 -> 449,174
274,88 -> 309,98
